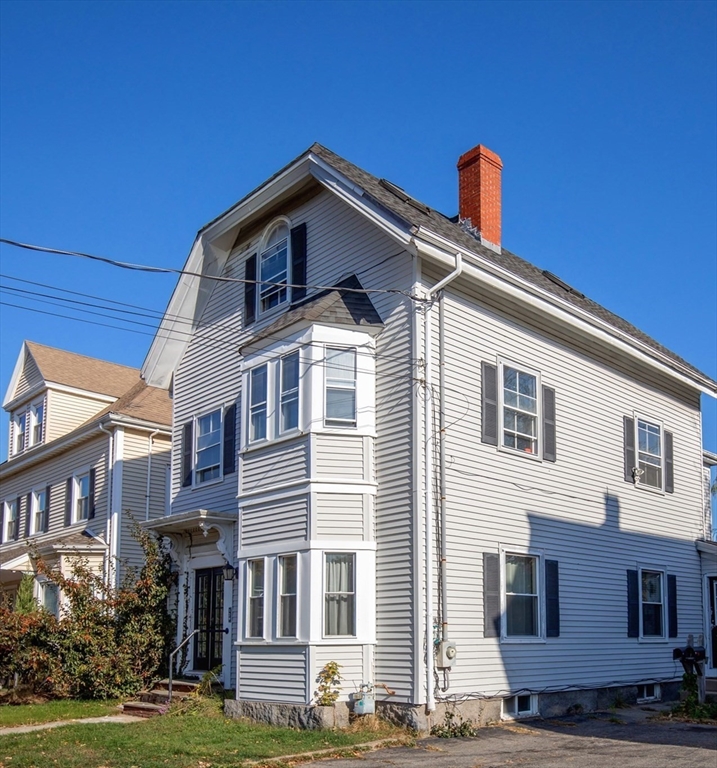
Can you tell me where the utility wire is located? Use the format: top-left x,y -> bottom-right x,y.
0,238 -> 426,302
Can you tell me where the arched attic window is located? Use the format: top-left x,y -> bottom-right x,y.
259,220 -> 290,314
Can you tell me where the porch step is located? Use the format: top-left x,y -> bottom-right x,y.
121,700 -> 168,718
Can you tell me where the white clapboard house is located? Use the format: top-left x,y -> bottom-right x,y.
141,143 -> 716,725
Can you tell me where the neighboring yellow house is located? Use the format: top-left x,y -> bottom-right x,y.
0,341 -> 171,611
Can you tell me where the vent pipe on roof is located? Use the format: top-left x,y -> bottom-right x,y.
457,144 -> 503,250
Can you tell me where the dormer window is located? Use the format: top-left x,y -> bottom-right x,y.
31,401 -> 44,446
259,223 -> 289,314
14,413 -> 26,454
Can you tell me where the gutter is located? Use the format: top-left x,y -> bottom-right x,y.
423,254 -> 463,712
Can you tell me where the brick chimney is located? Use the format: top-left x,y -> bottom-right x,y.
457,144 -> 503,249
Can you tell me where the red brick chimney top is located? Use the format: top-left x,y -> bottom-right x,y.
457,144 -> 503,248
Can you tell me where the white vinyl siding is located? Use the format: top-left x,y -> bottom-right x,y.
315,494 -> 365,539
45,390 -> 110,443
241,496 -> 308,547
314,434 -> 366,479
238,646 -> 308,703
241,439 -> 309,493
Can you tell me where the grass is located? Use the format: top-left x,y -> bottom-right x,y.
0,700 -> 120,728
0,697 -> 408,768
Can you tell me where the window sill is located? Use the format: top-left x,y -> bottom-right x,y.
637,637 -> 669,644
500,637 -> 546,644
498,445 -> 543,462
633,483 -> 666,496
242,430 -> 306,454
192,475 -> 224,490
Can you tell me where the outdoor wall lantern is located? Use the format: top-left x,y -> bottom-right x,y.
222,563 -> 238,581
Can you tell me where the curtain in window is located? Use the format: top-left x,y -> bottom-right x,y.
325,553 -> 355,636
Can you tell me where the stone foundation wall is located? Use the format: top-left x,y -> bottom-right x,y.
224,699 -> 349,730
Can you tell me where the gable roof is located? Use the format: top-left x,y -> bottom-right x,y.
240,275 -> 384,353
142,143 -> 716,396
85,379 -> 172,427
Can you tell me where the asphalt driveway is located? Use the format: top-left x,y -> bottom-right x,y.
305,705 -> 717,768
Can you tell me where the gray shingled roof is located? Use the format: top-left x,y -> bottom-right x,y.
241,275 -> 383,353
307,143 -> 713,386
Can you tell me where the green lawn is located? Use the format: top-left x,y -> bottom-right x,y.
0,698 -> 407,768
0,700 -> 120,728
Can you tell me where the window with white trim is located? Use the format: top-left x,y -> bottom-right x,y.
502,694 -> 537,719
280,352 -> 300,433
637,683 -> 661,702
247,559 -> 265,638
278,554 -> 297,638
324,552 -> 355,636
30,401 -> 44,447
249,365 -> 268,442
32,488 -> 48,535
501,364 -> 539,455
14,412 -> 26,455
3,498 -> 18,542
640,568 -> 665,638
40,580 -> 59,617
259,223 -> 289,314
325,347 -> 357,427
503,552 -> 541,639
636,418 -> 663,490
196,409 -> 222,483
75,473 -> 90,521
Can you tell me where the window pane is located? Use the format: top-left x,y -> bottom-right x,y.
506,555 -> 535,594
250,367 -> 267,406
281,352 -> 299,393
326,554 -> 354,591
281,595 -> 297,637
248,560 -> 264,637
326,348 -> 356,381
506,595 -> 537,636
250,410 -> 266,441
642,603 -> 663,636
280,353 -> 300,432
642,571 -> 662,602
281,555 -> 297,593
325,553 -> 355,636
326,388 -> 356,422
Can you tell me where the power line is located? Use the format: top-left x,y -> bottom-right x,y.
0,238 -> 426,302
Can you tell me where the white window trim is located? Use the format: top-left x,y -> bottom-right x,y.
500,546 -> 545,643
257,216 -> 293,320
73,468 -> 91,523
248,364 -> 270,446
633,413 -> 665,494
246,557 -> 267,641
497,358 -> 542,461
193,407 -> 224,487
636,683 -> 661,703
276,553 -> 299,640
279,351 -> 301,436
37,576 -> 60,617
322,551 -> 357,639
29,398 -> 46,448
12,411 -> 27,456
501,693 -> 538,720
2,498 -> 19,543
30,486 -> 48,536
324,346 -> 358,429
638,565 -> 667,642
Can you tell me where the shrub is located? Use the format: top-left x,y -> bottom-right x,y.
315,661 -> 342,706
0,526 -> 175,700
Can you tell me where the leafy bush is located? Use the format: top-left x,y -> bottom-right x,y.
314,661 -> 342,706
671,673 -> 717,721
430,710 -> 478,737
0,526 -> 175,700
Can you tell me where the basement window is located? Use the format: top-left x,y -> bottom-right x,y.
637,683 -> 661,703
502,693 -> 537,719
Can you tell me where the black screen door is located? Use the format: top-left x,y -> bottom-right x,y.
194,567 -> 224,670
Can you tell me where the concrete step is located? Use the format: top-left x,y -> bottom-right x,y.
155,679 -> 201,694
121,700 -> 168,718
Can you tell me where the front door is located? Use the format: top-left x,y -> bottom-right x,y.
193,568 -> 224,671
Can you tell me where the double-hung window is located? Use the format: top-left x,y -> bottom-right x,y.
3,499 -> 18,541
278,554 -> 297,637
249,365 -> 268,442
75,473 -> 90,521
325,348 -> 357,427
14,413 -> 26,455
259,224 -> 289,313
247,559 -> 265,638
504,553 -> 540,638
324,553 -> 355,636
31,401 -> 44,446
502,365 -> 538,454
196,410 -> 222,483
280,352 -> 300,433
33,488 -> 48,534
637,419 -> 662,489
640,568 -> 665,638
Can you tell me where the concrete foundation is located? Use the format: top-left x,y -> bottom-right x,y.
224,699 -> 349,730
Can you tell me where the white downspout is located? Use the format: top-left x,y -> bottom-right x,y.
145,429 -> 160,521
423,254 -> 463,712
98,423 -> 114,587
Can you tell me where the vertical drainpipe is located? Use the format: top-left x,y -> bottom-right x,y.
145,429 -> 160,521
423,254 -> 463,712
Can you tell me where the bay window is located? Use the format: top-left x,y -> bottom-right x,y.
249,365 -> 268,442
280,352 -> 300,433
278,554 -> 297,637
248,559 -> 265,638
325,347 -> 357,427
324,553 -> 355,636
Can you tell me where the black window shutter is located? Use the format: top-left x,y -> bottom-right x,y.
542,386 -> 557,463
667,574 -> 678,638
623,417 -> 636,483
182,421 -> 193,487
481,362 -> 499,446
290,223 -> 307,303
65,478 -> 73,526
25,493 -> 32,538
88,468 -> 96,520
223,403 -> 237,475
664,431 -> 674,494
545,559 -> 560,637
483,552 -> 501,637
44,485 -> 52,532
244,254 -> 257,326
0,503 -> 4,542
627,569 -> 639,637
14,496 -> 21,540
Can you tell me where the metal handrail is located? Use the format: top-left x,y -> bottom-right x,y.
167,629 -> 199,704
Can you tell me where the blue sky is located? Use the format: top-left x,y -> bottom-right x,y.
0,0 -> 715,465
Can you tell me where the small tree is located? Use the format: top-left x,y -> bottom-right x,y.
14,573 -> 38,614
